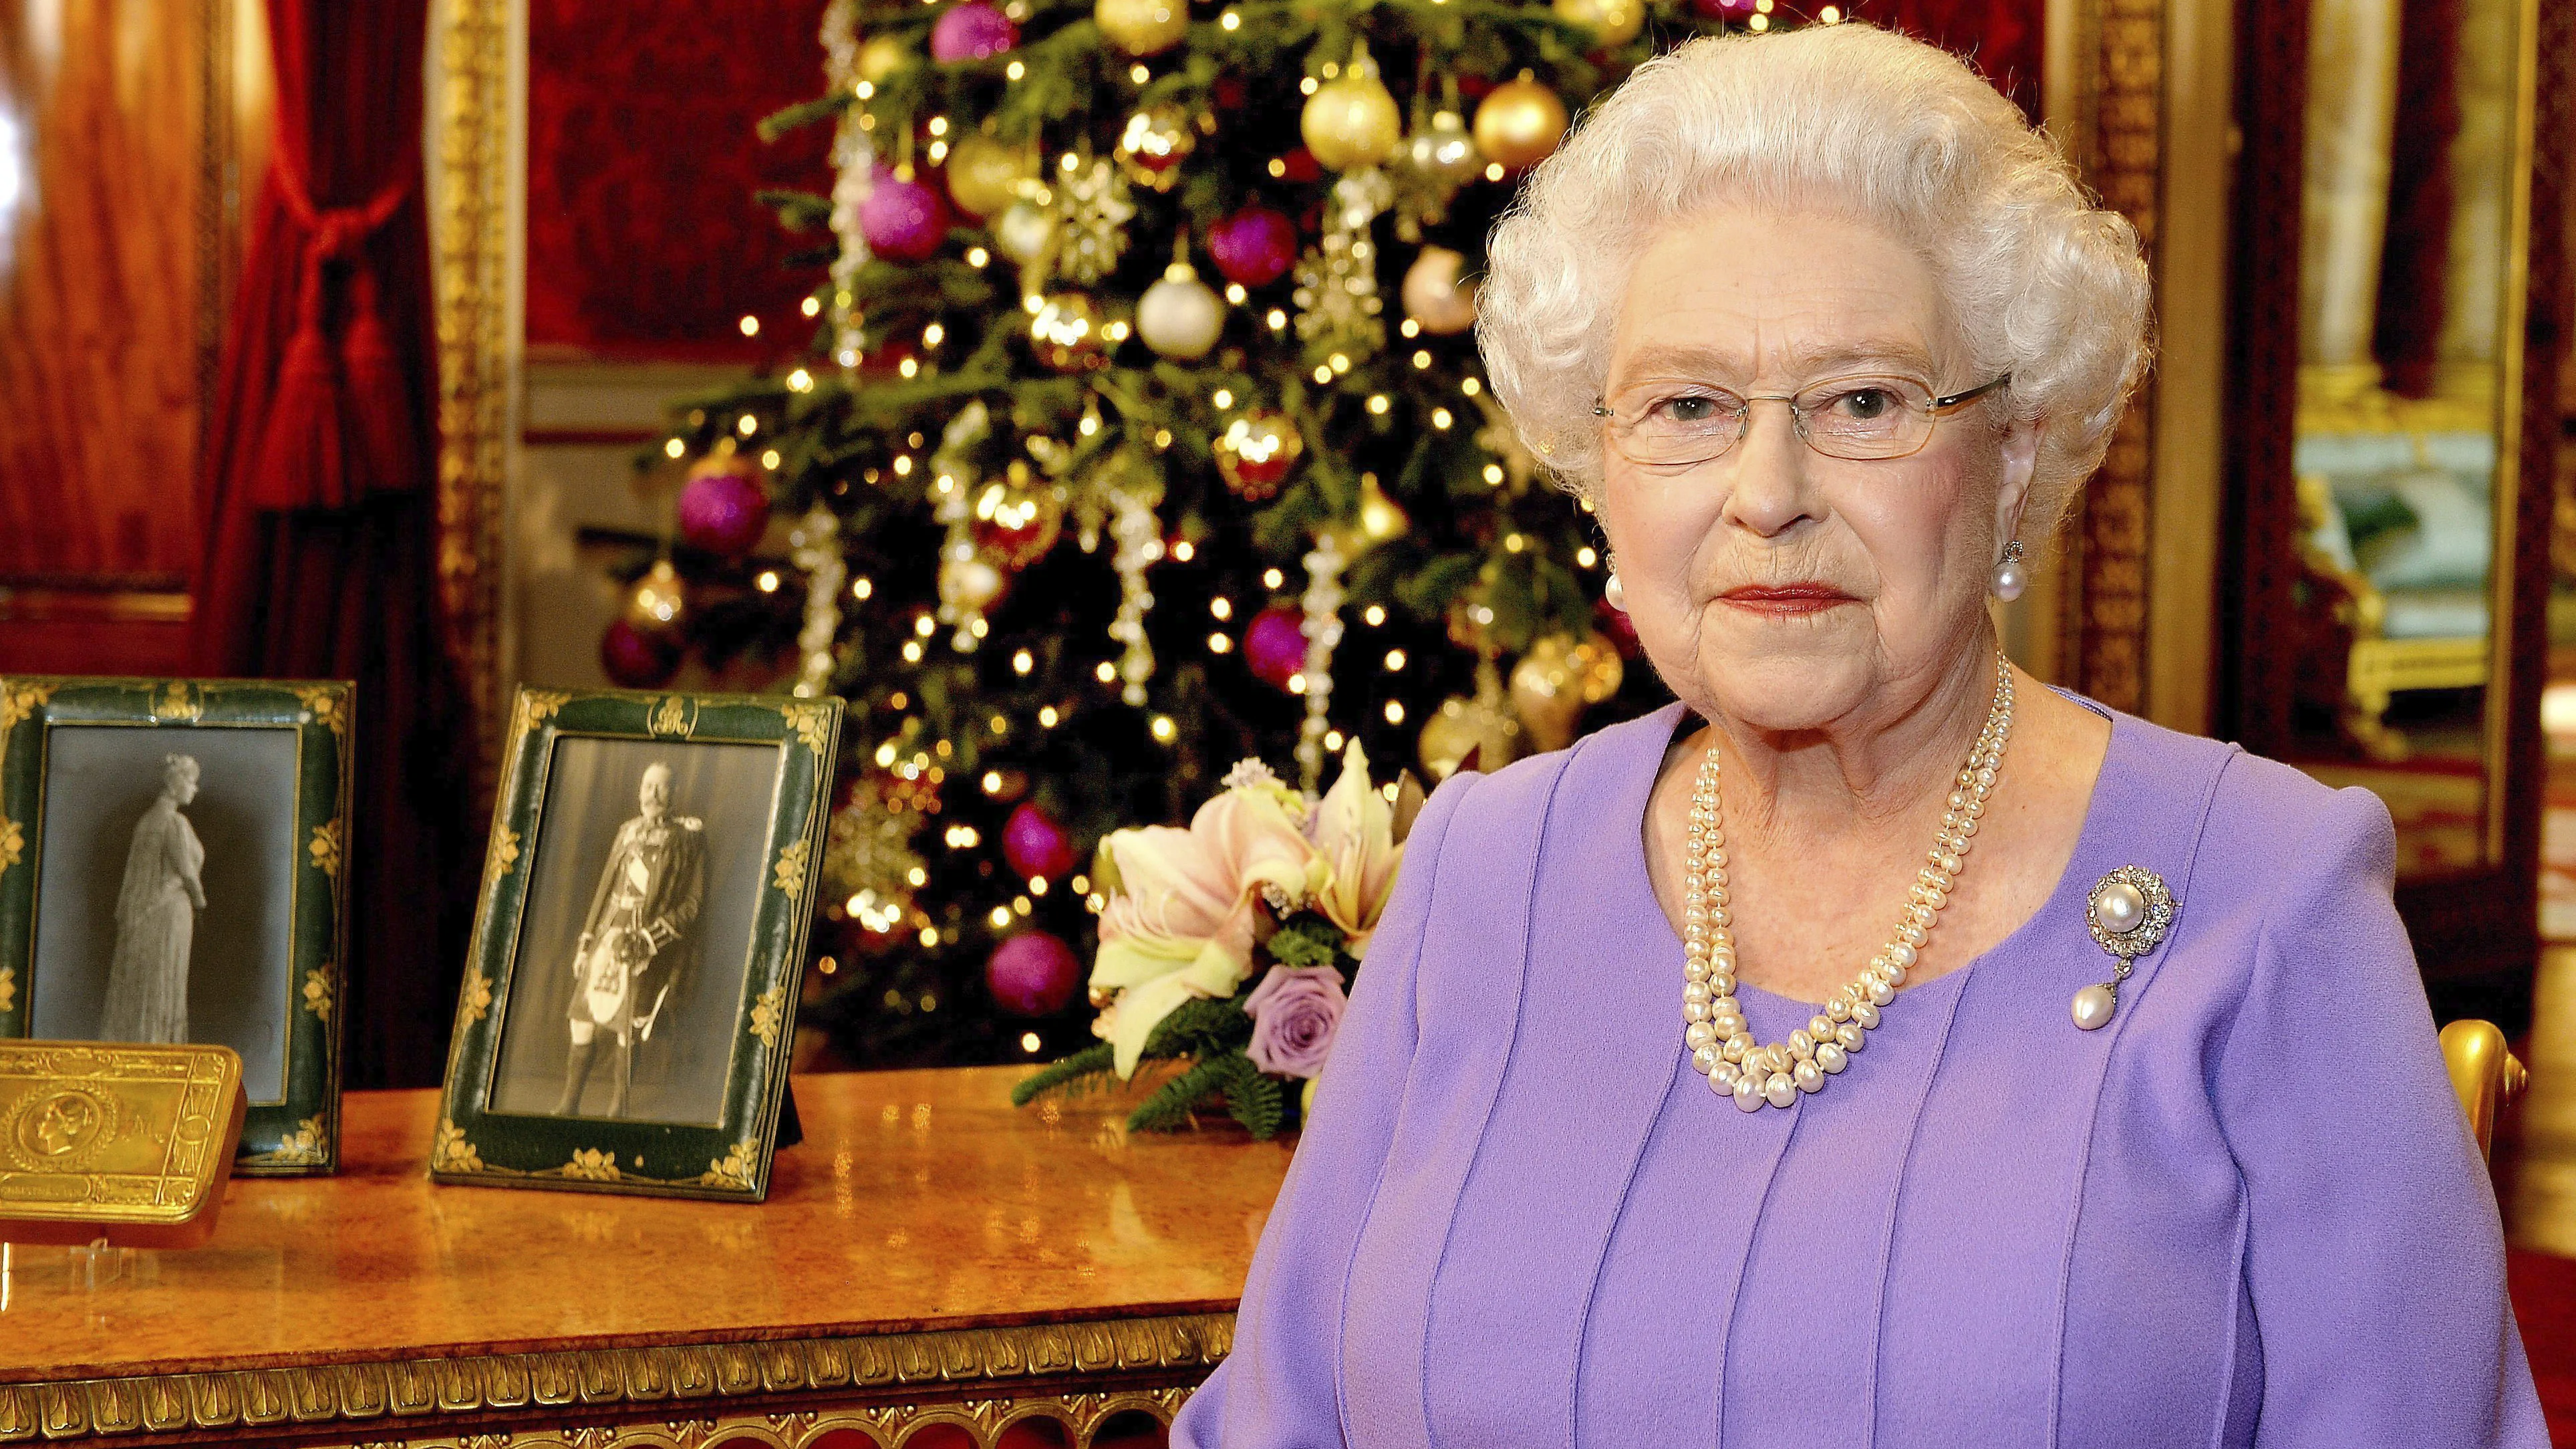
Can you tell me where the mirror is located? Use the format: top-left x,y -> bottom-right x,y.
2279,0 -> 2538,878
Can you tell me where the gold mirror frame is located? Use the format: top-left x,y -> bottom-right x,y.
2215,0 -> 2569,1024
429,0 -> 520,793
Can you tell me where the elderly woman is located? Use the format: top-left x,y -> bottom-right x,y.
1175,23 -> 2544,1448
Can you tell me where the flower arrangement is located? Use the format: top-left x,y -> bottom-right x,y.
1011,743 -> 1418,1139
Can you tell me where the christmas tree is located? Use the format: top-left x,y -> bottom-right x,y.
623,0 -> 1842,1067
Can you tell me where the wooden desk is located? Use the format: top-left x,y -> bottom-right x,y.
0,1067 -> 1293,1448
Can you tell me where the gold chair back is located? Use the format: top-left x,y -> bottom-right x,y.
2440,1019 -> 2528,1162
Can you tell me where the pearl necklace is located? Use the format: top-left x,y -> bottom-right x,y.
1681,656 -> 2015,1111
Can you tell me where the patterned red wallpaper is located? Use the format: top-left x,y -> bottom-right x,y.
519,0 -> 2043,361
1860,0 -> 2043,120
525,0 -> 833,362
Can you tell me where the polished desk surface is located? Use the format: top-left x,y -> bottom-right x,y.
0,1067 -> 1293,1384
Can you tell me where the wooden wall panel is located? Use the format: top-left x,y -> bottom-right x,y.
0,1 -> 264,588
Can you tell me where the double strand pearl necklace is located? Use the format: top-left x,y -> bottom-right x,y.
1681,655 -> 2016,1111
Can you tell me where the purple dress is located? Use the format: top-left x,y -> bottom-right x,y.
1175,700 -> 2547,1448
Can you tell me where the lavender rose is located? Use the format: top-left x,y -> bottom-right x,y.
1242,965 -> 1348,1079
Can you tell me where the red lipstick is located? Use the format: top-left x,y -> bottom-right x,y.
1717,583 -> 1857,617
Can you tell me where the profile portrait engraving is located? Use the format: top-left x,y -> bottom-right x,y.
95,754 -> 206,1044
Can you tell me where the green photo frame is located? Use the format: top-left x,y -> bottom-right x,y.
432,688 -> 841,1201
0,676 -> 351,1175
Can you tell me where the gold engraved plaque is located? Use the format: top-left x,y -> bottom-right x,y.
0,1041 -> 246,1248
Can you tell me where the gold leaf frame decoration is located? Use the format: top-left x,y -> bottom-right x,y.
771,838 -> 812,902
748,985 -> 786,1051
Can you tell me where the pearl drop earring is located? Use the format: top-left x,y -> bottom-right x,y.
1604,571 -> 1627,612
1991,539 -> 2027,602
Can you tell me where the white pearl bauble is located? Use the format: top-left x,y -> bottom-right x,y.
1793,1061 -> 1824,1093
1763,1074 -> 1799,1109
1401,246 -> 1479,335
2071,983 -> 2118,1031
1692,1044 -> 1723,1075
1604,573 -> 1626,611
2093,881 -> 2146,934
1815,1042 -> 1848,1074
994,201 -> 1057,267
1137,263 -> 1226,360
1733,1075 -> 1765,1112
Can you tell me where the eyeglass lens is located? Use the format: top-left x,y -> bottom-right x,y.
1604,376 -> 1942,466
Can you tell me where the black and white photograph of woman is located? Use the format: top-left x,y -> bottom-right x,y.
28,724 -> 299,1104
95,753 -> 207,1043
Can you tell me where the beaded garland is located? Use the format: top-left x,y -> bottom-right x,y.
1681,654 -> 2016,1111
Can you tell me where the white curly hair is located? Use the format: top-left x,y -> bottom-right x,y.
1476,21 -> 2153,540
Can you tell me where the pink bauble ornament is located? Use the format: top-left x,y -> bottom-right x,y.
987,932 -> 1082,1017
600,617 -> 682,689
676,465 -> 771,557
1243,606 -> 1308,690
1207,205 -> 1298,288
1002,801 -> 1081,880
929,1 -> 1018,61
860,168 -> 952,262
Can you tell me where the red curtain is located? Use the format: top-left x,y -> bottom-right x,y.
192,0 -> 476,1089
2373,0 -> 2466,399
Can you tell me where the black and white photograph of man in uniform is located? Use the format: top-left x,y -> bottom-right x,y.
554,761 -> 704,1118
488,737 -> 781,1127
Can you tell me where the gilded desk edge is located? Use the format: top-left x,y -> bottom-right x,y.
0,1309 -> 1237,1442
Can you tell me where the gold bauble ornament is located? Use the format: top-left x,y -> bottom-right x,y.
1508,633 -> 1610,754
940,551 -> 1009,613
1418,692 -> 1524,780
945,135 -> 1034,219
1401,246 -> 1478,335
1096,0 -> 1187,55
1553,0 -> 1644,45
1300,43 -> 1404,171
1213,409 -> 1304,501
1116,105 -> 1197,190
1028,292 -> 1110,372
1316,471 -> 1411,559
992,199 -> 1057,267
625,558 -> 688,630
1567,630 -> 1625,704
858,35 -> 910,85
1473,74 -> 1570,172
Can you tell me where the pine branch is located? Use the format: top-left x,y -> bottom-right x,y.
756,189 -> 833,230
1216,1055 -> 1287,1140
1125,1054 -> 1236,1134
758,93 -> 852,142
1266,918 -> 1347,968
1140,997 -> 1252,1059
1010,1042 -> 1118,1105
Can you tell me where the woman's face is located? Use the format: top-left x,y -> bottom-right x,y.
168,771 -> 198,805
1595,205 -> 2037,734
